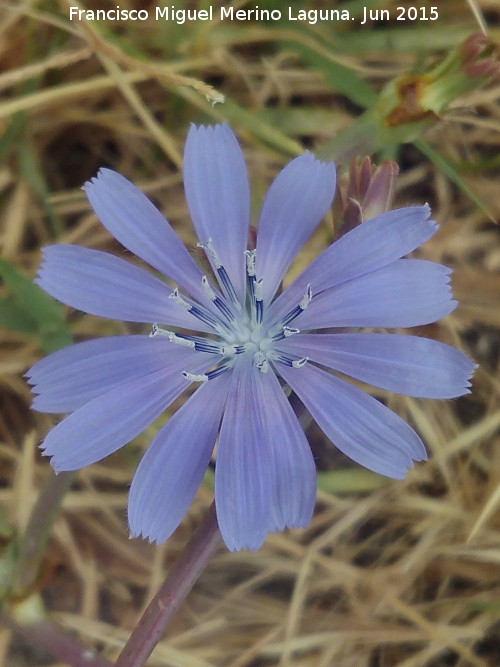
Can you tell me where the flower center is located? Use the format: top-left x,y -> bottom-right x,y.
151,240 -> 310,381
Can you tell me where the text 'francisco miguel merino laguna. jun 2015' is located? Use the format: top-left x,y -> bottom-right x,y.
68,5 -> 440,26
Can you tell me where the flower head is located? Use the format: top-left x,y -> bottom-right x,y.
28,124 -> 475,551
376,33 -> 499,138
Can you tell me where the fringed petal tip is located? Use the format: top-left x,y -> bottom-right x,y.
225,537 -> 264,553
223,519 -> 311,553
459,359 -> 479,396
187,121 -> 232,136
24,368 -> 35,382
83,167 -> 119,191
35,245 -> 52,273
128,521 -> 174,547
83,166 -> 147,195
380,448 -> 428,481
397,202 -> 435,227
39,448 -> 73,474
299,150 -> 336,169
130,514 -> 312,552
30,395 -> 54,414
128,527 -> 157,544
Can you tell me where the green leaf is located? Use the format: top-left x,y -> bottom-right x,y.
0,539 -> 18,599
0,297 -> 37,334
0,259 -> 71,353
255,106 -> 350,137
0,112 -> 26,163
286,38 -> 377,108
331,24 -> 471,55
317,469 -> 387,494
466,599 -> 500,613
19,141 -> 61,236
414,138 -> 495,220
0,507 -> 13,540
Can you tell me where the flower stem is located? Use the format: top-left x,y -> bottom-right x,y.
13,471 -> 74,595
0,613 -> 112,667
114,501 -> 221,667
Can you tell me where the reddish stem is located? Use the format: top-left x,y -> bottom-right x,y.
114,502 -> 221,667
0,614 -> 111,667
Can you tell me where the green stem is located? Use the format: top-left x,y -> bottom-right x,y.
316,113 -> 379,163
114,502 -> 221,667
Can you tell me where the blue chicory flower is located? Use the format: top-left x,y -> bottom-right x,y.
27,124 -> 475,551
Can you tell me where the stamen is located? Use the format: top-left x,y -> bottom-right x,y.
189,304 -> 224,331
254,278 -> 264,324
254,351 -> 269,373
245,251 -> 257,300
206,363 -> 232,380
183,371 -> 208,383
300,284 -> 313,310
197,238 -> 220,268
201,275 -> 235,323
217,265 -> 239,305
281,284 -> 313,327
181,335 -> 220,354
169,333 -> 196,348
201,275 -> 216,301
150,324 -> 191,344
254,278 -> 263,302
169,285 -> 228,333
149,323 -> 161,337
214,297 -> 234,322
220,344 -> 245,356
169,288 -> 190,310
284,326 -> 300,337
271,352 -> 307,368
272,325 -> 300,341
245,249 -> 256,277
183,361 -> 234,383
190,337 -> 240,356
198,238 -> 239,306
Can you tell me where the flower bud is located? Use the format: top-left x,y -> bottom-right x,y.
338,157 -> 399,233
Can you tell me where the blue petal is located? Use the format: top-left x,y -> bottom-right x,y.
84,169 -> 207,303
40,351 -> 214,471
268,205 -> 436,324
184,124 -> 249,301
295,259 -> 456,330
278,333 -> 475,398
36,245 -> 211,331
216,357 -> 316,551
278,362 -> 426,479
128,373 -> 231,544
255,154 -> 335,303
28,336 -> 199,413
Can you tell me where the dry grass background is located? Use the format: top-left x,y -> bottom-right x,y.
0,0 -> 500,665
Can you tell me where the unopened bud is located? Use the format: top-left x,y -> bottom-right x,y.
339,157 -> 399,232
